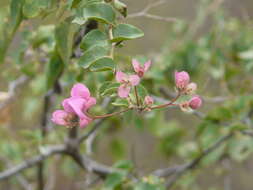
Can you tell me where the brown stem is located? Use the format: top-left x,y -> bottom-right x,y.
134,86 -> 140,107
151,93 -> 181,110
91,108 -> 132,119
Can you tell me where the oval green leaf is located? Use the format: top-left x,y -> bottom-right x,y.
78,45 -> 108,69
112,24 -> 144,42
99,82 -> 120,97
112,99 -> 129,107
89,57 -> 115,72
80,29 -> 109,51
82,3 -> 116,24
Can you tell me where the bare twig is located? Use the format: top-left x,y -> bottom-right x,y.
152,133 -> 233,188
65,127 -> 117,177
127,0 -> 178,23
78,118 -> 107,144
0,75 -> 29,110
0,156 -> 33,190
0,141 -> 117,181
0,145 -> 66,180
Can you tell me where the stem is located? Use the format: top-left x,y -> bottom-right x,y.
109,25 -> 115,58
91,108 -> 132,119
134,86 -> 140,107
151,93 -> 181,110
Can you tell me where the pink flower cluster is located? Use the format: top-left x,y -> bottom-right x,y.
51,83 -> 96,128
116,59 -> 152,98
175,71 -> 202,110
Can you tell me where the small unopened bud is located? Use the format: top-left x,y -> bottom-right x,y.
179,102 -> 189,112
113,0 -> 127,17
185,82 -> 197,95
144,96 -> 154,106
189,96 -> 202,110
175,71 -> 190,90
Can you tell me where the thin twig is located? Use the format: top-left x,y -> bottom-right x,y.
92,108 -> 132,119
151,93 -> 180,110
78,118 -> 107,144
0,145 -> 66,180
86,98 -> 111,155
159,87 -> 229,104
152,133 -> 233,188
0,156 -> 33,190
127,0 -> 178,23
0,75 -> 29,111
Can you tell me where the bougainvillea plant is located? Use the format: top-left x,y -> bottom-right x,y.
1,0 -> 253,190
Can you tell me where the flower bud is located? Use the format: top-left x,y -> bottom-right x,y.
185,82 -> 197,95
144,96 -> 154,106
179,102 -> 190,112
189,96 -> 202,110
174,71 -> 190,90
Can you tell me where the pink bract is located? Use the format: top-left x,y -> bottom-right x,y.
51,83 -> 96,128
132,59 -> 152,77
116,71 -> 140,98
144,96 -> 154,105
71,83 -> 91,100
189,96 -> 202,110
175,71 -> 190,90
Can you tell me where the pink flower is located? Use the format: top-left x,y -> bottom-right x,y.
51,83 -> 96,128
175,71 -> 190,90
132,59 -> 152,77
116,71 -> 140,98
189,96 -> 202,110
144,96 -> 154,106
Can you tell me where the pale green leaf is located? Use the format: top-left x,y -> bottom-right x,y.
112,24 -> 144,42
55,19 -> 77,65
80,29 -> 109,51
78,45 -> 109,68
112,98 -> 129,107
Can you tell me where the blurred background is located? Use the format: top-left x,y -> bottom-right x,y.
1,0 -> 253,190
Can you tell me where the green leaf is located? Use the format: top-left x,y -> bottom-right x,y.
80,29 -> 109,51
134,182 -> 165,190
104,172 -> 126,190
22,0 -> 51,18
55,19 -> 77,65
71,0 -> 82,9
0,0 -> 24,63
111,24 -> 144,42
136,84 -> 148,98
46,51 -> 64,90
110,138 -> 126,159
31,25 -> 55,48
89,57 -> 115,72
113,160 -> 133,171
78,45 -> 109,68
112,98 -> 129,107
228,136 -> 253,162
99,82 -> 120,97
10,0 -> 24,31
77,2 -> 116,24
